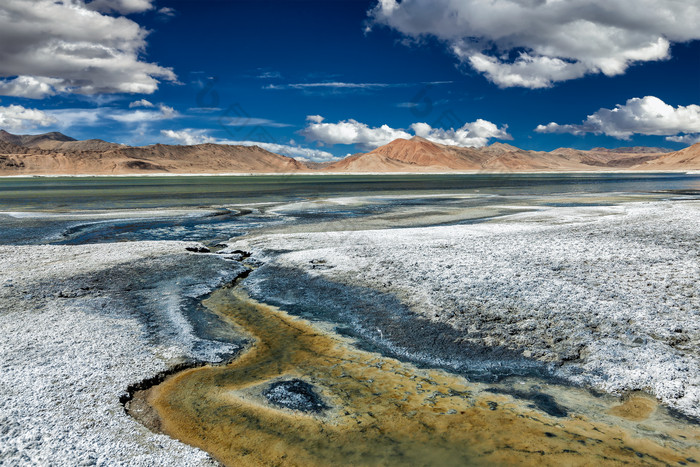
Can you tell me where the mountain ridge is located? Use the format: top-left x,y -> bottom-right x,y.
1,130 -> 698,175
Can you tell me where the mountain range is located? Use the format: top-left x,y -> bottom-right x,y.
1,130 -> 698,175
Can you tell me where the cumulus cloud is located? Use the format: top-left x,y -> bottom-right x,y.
129,99 -> 155,108
301,118 -> 411,149
249,141 -> 336,162
0,0 -> 176,98
161,129 -> 214,145
666,134 -> 700,145
411,120 -> 512,147
0,104 -> 57,132
301,116 -> 510,149
535,96 -> 700,141
368,0 -> 700,88
0,76 -> 66,100
160,128 -> 337,162
306,115 -> 325,124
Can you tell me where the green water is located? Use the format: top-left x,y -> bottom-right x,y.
1,173 -> 699,211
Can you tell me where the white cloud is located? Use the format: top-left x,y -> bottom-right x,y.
110,104 -> 177,123
368,0 -> 700,88
219,117 -> 292,128
306,115 -> 325,124
0,76 -> 66,99
157,7 -> 176,17
0,104 -> 57,133
301,116 -> 510,149
160,128 -> 337,162
535,96 -> 700,141
257,71 -> 282,79
161,129 -> 215,146
38,104 -> 178,130
0,0 -> 176,98
266,82 -> 393,90
301,118 -> 412,149
247,141 -> 336,162
129,99 -> 155,108
44,109 -> 104,129
411,120 -> 511,147
666,134 -> 700,145
87,0 -> 155,14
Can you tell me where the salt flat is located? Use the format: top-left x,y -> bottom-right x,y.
231,200 -> 700,419
1,197 -> 698,465
0,242 -> 242,465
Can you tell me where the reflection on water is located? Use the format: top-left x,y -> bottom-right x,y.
138,285 -> 700,466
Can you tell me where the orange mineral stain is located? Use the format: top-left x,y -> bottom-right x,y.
136,286 -> 700,466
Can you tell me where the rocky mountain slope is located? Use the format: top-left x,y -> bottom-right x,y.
0,131 -> 306,174
323,136 -> 674,172
0,130 -> 698,175
634,142 -> 700,170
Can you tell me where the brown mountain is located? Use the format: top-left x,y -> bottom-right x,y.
0,131 -> 306,174
0,130 -> 697,175
635,142 -> 700,170
0,130 -> 122,152
0,129 -> 76,146
324,137 -> 466,172
323,137 -> 672,172
590,146 -> 673,154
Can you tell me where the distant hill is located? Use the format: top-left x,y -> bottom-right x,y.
634,143 -> 700,170
0,129 -> 75,146
0,130 -> 121,151
0,130 -> 306,174
323,136 -> 673,172
590,146 -> 673,154
100,143 -> 306,173
0,129 -> 698,175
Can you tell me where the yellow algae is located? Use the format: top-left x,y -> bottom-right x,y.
140,286 -> 700,466
608,393 -> 657,422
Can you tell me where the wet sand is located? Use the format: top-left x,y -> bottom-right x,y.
138,284 -> 700,466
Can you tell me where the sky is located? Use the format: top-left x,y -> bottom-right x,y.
1,0 -> 699,161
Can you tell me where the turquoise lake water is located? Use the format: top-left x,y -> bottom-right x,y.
1,173 -> 699,211
1,173 -> 699,245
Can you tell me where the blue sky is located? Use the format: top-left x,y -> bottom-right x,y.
1,0 -> 699,160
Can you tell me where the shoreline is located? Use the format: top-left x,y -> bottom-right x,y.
1,169 -> 699,178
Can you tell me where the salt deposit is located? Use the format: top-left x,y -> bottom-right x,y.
0,242 -> 242,465
231,200 -> 700,419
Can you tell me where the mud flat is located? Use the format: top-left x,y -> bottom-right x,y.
231,200 -> 700,420
0,242 -> 243,465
